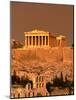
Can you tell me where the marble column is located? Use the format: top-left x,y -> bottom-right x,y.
48,36 -> 49,46
27,36 -> 28,46
31,36 -> 33,46
41,36 -> 43,46
25,36 -> 27,47
38,36 -> 40,46
28,36 -> 30,46
45,36 -> 46,46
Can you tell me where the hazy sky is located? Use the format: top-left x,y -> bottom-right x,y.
10,1 -> 74,46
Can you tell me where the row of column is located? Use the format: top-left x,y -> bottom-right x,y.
25,36 -> 49,47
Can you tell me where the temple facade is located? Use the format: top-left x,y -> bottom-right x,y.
24,29 -> 66,48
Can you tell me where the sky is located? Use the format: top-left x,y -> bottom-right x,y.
10,1 -> 74,46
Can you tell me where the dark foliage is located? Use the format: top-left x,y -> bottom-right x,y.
46,82 -> 53,94
11,70 -> 20,84
46,72 -> 74,95
11,71 -> 33,88
64,75 -> 74,94
53,72 -> 64,87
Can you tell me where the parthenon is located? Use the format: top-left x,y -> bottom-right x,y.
24,29 -> 66,48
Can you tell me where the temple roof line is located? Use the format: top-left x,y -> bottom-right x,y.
24,29 -> 49,34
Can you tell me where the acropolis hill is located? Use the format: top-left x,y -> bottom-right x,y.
11,30 -> 73,98
12,30 -> 73,81
12,47 -> 73,79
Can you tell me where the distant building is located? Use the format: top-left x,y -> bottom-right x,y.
24,29 -> 66,48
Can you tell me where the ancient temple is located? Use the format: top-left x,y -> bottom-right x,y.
24,29 -> 66,48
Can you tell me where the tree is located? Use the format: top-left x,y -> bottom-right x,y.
11,70 -> 20,85
64,75 -> 74,94
59,72 -> 65,88
52,72 -> 64,88
53,76 -> 61,87
46,82 -> 53,95
20,76 -> 33,88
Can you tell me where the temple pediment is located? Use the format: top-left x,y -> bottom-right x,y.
24,29 -> 49,34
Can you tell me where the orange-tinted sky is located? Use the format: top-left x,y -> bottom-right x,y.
10,1 -> 74,46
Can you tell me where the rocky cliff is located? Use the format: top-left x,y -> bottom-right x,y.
11,47 -> 73,81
